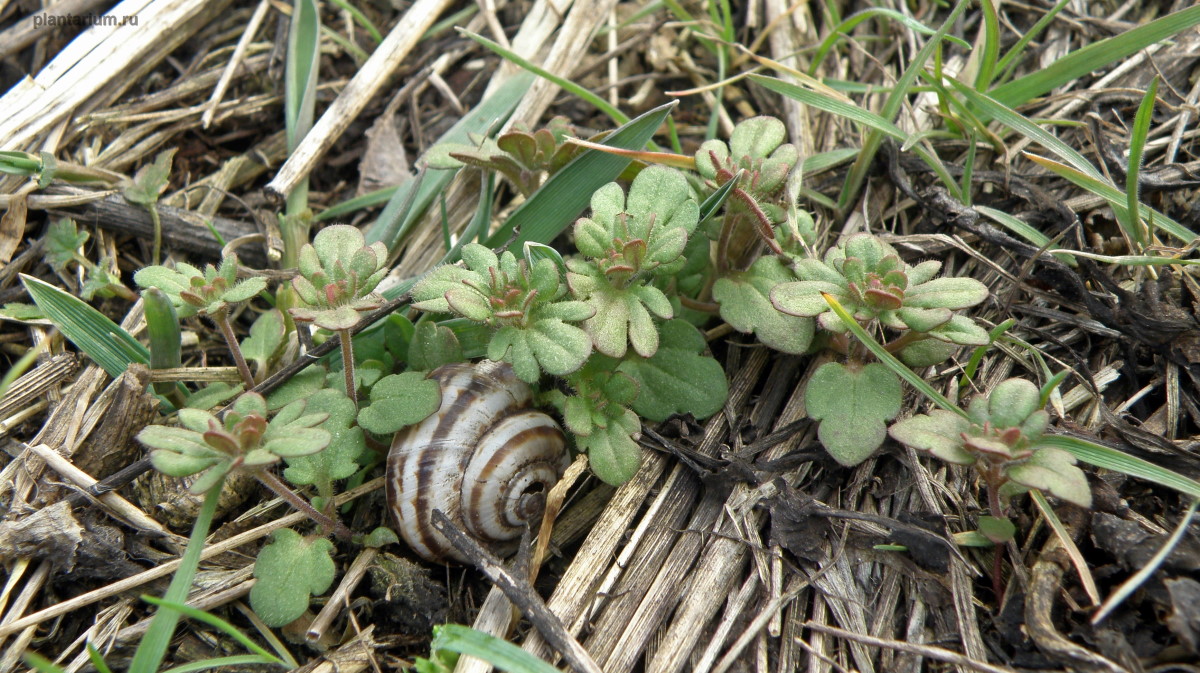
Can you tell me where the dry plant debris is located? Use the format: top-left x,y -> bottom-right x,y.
2,0 -> 1200,672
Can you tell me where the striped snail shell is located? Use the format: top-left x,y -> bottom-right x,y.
386,360 -> 569,563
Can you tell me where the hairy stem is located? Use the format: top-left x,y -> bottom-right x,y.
339,329 -> 357,407
255,469 -> 352,541
213,307 -> 256,389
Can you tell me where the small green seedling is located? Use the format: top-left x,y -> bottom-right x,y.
889,378 -> 1092,512
771,233 -> 989,466
427,117 -> 578,196
289,224 -> 389,404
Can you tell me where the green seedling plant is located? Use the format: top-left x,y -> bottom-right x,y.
770,233 -> 989,466
288,224 -> 389,405
122,148 -> 176,265
42,218 -> 135,301
134,253 -> 267,389
889,377 -> 1091,598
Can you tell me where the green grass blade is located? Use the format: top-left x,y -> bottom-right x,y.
327,0 -> 382,43
129,483 -> 224,673
1125,77 -> 1158,249
284,0 -> 320,152
834,0 -> 971,210
484,100 -> 677,249
458,28 -> 629,128
431,625 -> 562,673
315,185 -> 397,222
365,71 -> 535,252
750,75 -> 961,200
970,0 -> 1000,90
140,596 -> 282,664
697,169 -> 742,222
989,4 -> 1200,108
994,0 -> 1070,82
86,643 -> 115,673
801,148 -> 858,174
808,8 -> 969,75
21,275 -> 149,377
1037,435 -> 1200,498
822,293 -> 966,418
974,205 -> 1075,265
946,78 -> 1102,179
160,655 -> 287,673
1025,153 -> 1196,243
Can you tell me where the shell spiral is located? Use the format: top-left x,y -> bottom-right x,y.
385,360 -> 569,563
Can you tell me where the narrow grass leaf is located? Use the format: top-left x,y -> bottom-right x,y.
1038,434 -> 1200,498
459,28 -> 629,128
21,275 -> 148,377
989,4 -> 1200,108
1030,490 -> 1101,605
808,8 -> 969,74
284,0 -> 320,151
969,0 -> 1000,90
366,71 -> 534,251
750,75 -> 961,200
994,0 -> 1072,82
1025,153 -> 1196,243
1125,77 -> 1158,248
835,0 -> 971,209
1091,498 -> 1199,625
431,624 -> 562,673
821,293 -> 966,418
485,100 -> 676,250
141,596 -> 282,663
698,169 -> 742,222
129,484 -> 224,673
86,644 -> 114,673
974,205 -> 1075,265
947,78 -> 1101,179
160,655 -> 288,673
960,318 -> 1015,389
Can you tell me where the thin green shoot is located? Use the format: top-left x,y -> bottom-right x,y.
989,4 -> 1200,109
458,28 -> 631,129
807,8 -> 969,75
326,0 -> 382,44
1025,153 -> 1195,243
1030,490 -> 1101,605
140,596 -> 286,665
968,0 -> 1000,90
993,0 -> 1072,83
835,0 -> 972,211
320,26 -> 369,62
959,318 -> 1015,390
1124,77 -> 1158,250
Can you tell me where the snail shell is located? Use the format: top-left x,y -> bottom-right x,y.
386,360 -> 569,563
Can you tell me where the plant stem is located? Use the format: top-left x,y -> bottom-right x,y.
255,469 -> 352,541
986,470 -> 1006,604
213,307 -> 256,389
128,478 -> 224,673
338,328 -> 357,407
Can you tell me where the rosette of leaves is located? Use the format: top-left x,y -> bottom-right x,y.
288,224 -> 388,331
768,234 -> 990,467
547,360 -> 643,485
135,392 -> 331,495
694,116 -> 799,260
427,117 -> 576,196
566,165 -> 700,359
134,253 -> 266,319
889,378 -> 1091,509
412,243 -> 594,383
771,233 -> 990,353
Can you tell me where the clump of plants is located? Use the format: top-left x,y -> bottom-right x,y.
29,103 -> 1104,652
